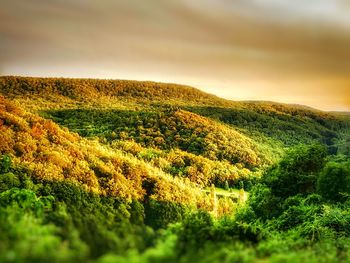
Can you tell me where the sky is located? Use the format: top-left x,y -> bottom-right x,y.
1,0 -> 350,111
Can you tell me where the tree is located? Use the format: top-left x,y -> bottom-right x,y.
0,154 -> 12,173
317,161 -> 350,202
224,180 -> 229,190
264,144 -> 327,198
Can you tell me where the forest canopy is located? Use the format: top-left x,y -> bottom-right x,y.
0,76 -> 349,262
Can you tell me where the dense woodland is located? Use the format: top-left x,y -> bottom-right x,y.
0,76 -> 350,262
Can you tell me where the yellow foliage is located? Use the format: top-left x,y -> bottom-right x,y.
0,95 -> 240,216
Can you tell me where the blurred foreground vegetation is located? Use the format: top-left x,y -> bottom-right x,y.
1,145 -> 350,262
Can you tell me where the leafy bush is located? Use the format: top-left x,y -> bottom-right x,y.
264,144 -> 327,198
0,154 -> 12,173
317,161 -> 350,202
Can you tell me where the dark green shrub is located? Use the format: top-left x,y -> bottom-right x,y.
144,200 -> 189,229
317,161 -> 350,202
246,183 -> 280,220
0,172 -> 20,193
0,154 -> 12,173
265,144 -> 327,198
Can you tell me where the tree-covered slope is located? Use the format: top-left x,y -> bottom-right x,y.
187,103 -> 349,148
0,77 -> 349,151
0,96 -> 217,208
1,76 -> 349,183
1,76 -> 350,262
0,76 -> 226,106
42,108 -> 263,167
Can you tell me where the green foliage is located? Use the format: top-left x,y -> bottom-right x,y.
0,172 -> 20,192
144,200 -> 189,230
264,144 -> 327,198
1,76 -> 350,262
43,108 -> 262,168
0,170 -> 156,261
0,188 -> 88,263
0,154 -> 12,173
187,104 -> 349,150
317,161 -> 350,202
176,210 -> 215,252
0,146 -> 350,262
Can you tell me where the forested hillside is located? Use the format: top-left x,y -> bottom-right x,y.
0,76 -> 350,262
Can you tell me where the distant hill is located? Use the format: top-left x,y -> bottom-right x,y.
330,111 -> 350,116
0,76 -> 227,106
